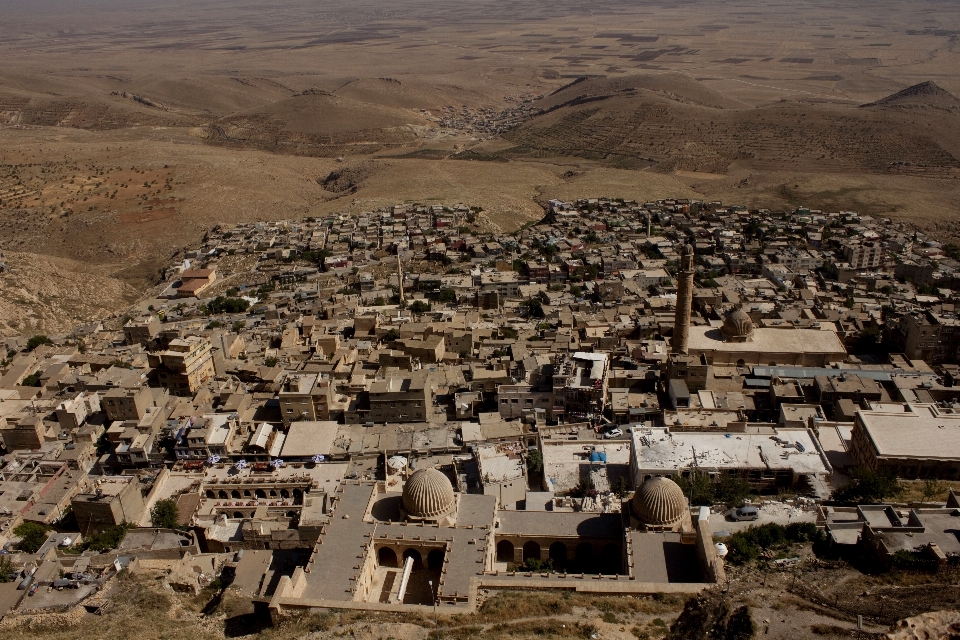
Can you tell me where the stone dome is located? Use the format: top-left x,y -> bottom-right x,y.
679,243 -> 694,256
721,307 -> 754,342
402,468 -> 456,520
632,477 -> 687,529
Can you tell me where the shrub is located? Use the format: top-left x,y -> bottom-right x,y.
14,522 -> 50,553
25,335 -> 52,351
86,523 -> 132,552
833,467 -> 903,504
150,498 -> 179,529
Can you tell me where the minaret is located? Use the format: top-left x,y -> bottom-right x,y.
647,214 -> 652,238
396,252 -> 405,306
672,244 -> 695,355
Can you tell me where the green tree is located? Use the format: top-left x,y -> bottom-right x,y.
437,289 -> 457,303
85,523 -> 132,552
264,357 -> 279,368
382,329 -> 400,342
13,521 -> 49,553
150,498 -> 180,529
833,467 -> 903,504
521,297 -> 545,319
21,372 -> 42,387
0,555 -> 14,582
25,335 -> 52,352
715,474 -> 751,507
409,300 -> 431,314
675,471 -> 715,506
526,449 -> 543,477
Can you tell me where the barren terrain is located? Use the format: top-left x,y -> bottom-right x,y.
2,0 -> 960,329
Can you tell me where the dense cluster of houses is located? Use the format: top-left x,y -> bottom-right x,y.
1,196 -> 958,616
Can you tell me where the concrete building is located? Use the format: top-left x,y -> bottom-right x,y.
149,336 -> 216,396
368,372 -> 433,423
71,476 -> 147,536
278,373 -> 334,426
102,386 -> 154,422
123,317 -> 161,346
850,404 -> 960,479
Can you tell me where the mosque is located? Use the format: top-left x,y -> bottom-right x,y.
268,468 -> 724,617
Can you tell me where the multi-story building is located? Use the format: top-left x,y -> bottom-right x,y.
71,476 -> 147,536
367,372 -> 433,423
101,386 -> 155,422
123,316 -> 161,346
278,373 -> 334,426
899,312 -> 941,364
843,241 -> 884,270
552,352 -> 608,422
149,336 -> 216,396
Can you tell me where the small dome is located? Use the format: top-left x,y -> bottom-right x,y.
632,477 -> 686,528
721,307 -> 754,342
679,243 -> 694,256
402,468 -> 455,519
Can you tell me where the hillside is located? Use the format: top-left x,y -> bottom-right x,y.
499,82 -> 960,174
862,81 -> 960,112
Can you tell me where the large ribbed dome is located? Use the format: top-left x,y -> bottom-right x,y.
721,307 -> 754,342
402,468 -> 455,519
632,477 -> 686,529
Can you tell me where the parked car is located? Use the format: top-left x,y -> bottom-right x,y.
728,505 -> 759,521
602,428 -> 623,439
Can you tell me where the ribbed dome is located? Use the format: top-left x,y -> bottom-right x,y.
721,307 -> 754,342
402,468 -> 455,519
632,477 -> 686,528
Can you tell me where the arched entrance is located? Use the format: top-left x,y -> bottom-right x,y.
549,541 -> 567,570
231,490 -> 241,499
378,547 -> 398,568
427,549 -> 445,571
574,542 -> 595,573
601,543 -> 622,575
522,541 -> 541,563
496,540 -> 514,563
402,548 -> 423,570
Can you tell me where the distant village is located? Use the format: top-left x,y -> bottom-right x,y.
1,196 -> 959,619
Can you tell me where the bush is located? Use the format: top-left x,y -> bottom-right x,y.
205,296 -> 250,315
13,522 -> 50,553
21,372 -> 42,387
725,522 -> 824,564
150,498 -> 180,529
833,467 -> 903,504
25,335 -> 52,351
86,523 -> 132,552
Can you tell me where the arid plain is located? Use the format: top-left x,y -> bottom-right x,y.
2,0 -> 960,332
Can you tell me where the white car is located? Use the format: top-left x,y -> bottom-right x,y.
602,428 -> 623,439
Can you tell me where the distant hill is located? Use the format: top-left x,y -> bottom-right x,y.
861,81 -> 960,111
534,73 -> 750,112
500,76 -> 960,173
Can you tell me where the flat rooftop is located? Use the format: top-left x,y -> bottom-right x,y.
687,326 -> 846,355
857,404 -> 960,460
632,427 -> 830,475
629,531 -> 705,583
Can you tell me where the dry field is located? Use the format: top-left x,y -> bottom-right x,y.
1,0 -> 960,330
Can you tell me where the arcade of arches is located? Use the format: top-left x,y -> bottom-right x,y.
495,537 -> 624,574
